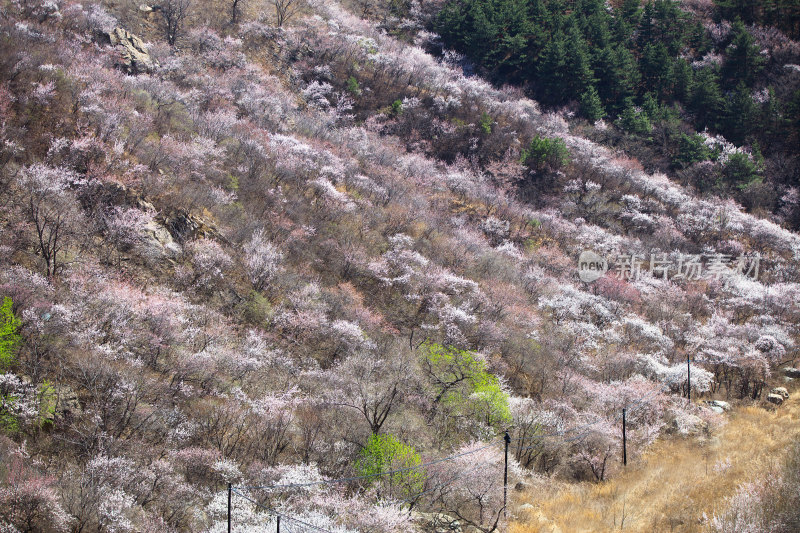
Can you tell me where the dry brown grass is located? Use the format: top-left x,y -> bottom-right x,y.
511,392 -> 800,533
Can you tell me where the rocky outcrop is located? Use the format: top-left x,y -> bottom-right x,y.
411,512 -> 462,533
161,209 -> 223,243
82,181 -> 154,213
770,387 -> 790,400
767,394 -> 784,406
703,400 -> 731,414
783,367 -> 800,379
105,27 -> 156,74
515,506 -> 562,533
79,181 -> 181,259
142,219 -> 182,259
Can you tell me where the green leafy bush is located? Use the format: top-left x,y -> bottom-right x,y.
520,135 -> 571,174
390,99 -> 403,117
0,297 -> 20,372
722,152 -> 762,190
617,102 -> 652,136
355,433 -> 424,498
674,133 -> 714,169
424,343 -> 511,429
479,112 -> 493,134
346,76 -> 361,96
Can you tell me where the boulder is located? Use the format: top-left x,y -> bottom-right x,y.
525,509 -> 562,533
411,512 -> 462,533
54,384 -> 81,419
669,412 -> 707,436
783,367 -> 800,379
142,219 -> 182,259
39,384 -> 81,426
767,394 -> 784,406
106,27 -> 156,74
703,400 -> 731,414
161,209 -> 222,243
770,387 -> 790,400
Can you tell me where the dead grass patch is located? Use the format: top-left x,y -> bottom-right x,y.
511,392 -> 800,533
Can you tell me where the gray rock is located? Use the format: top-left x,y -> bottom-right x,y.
161,209 -> 222,243
106,27 -> 156,74
771,387 -> 789,400
54,384 -> 81,419
703,400 -> 731,413
142,219 -> 182,259
767,394 -> 784,406
783,367 -> 800,379
40,384 -> 81,425
669,413 -> 707,435
411,512 -> 462,533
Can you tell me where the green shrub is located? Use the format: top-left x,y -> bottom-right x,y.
356,433 -> 424,498
617,102 -> 652,136
520,135 -> 571,174
346,76 -> 361,96
424,343 -> 511,429
0,297 -> 20,372
673,133 -> 714,169
722,152 -> 762,190
479,112 -> 493,134
241,291 -> 273,326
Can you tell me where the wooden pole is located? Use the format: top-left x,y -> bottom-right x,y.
687,354 -> 691,402
622,408 -> 627,466
503,431 -> 511,519
227,483 -> 232,533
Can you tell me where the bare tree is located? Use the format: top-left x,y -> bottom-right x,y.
322,340 -> 414,435
272,0 -> 303,27
18,165 -> 82,278
161,0 -> 191,46
353,0 -> 377,18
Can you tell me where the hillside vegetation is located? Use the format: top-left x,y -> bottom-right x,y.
0,0 -> 799,531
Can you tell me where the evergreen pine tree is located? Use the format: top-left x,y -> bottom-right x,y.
536,32 -> 568,105
722,19 -> 765,86
690,68 -> 723,130
722,81 -> 758,145
580,85 -> 606,121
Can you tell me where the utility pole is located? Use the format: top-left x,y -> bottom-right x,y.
503,431 -> 511,519
687,353 -> 691,402
227,483 -> 232,533
622,408 -> 627,466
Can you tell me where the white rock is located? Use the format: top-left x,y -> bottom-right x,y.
767,394 -> 784,406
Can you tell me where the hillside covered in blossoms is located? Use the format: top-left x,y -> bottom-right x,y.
0,0 -> 799,531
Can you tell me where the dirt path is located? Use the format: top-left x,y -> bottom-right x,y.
511,392 -> 800,533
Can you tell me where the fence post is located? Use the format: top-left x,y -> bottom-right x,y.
227,483 -> 232,533
622,408 -> 627,466
503,431 -> 511,519
276,515 -> 280,533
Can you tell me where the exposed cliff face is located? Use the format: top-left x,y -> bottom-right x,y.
105,27 -> 156,74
